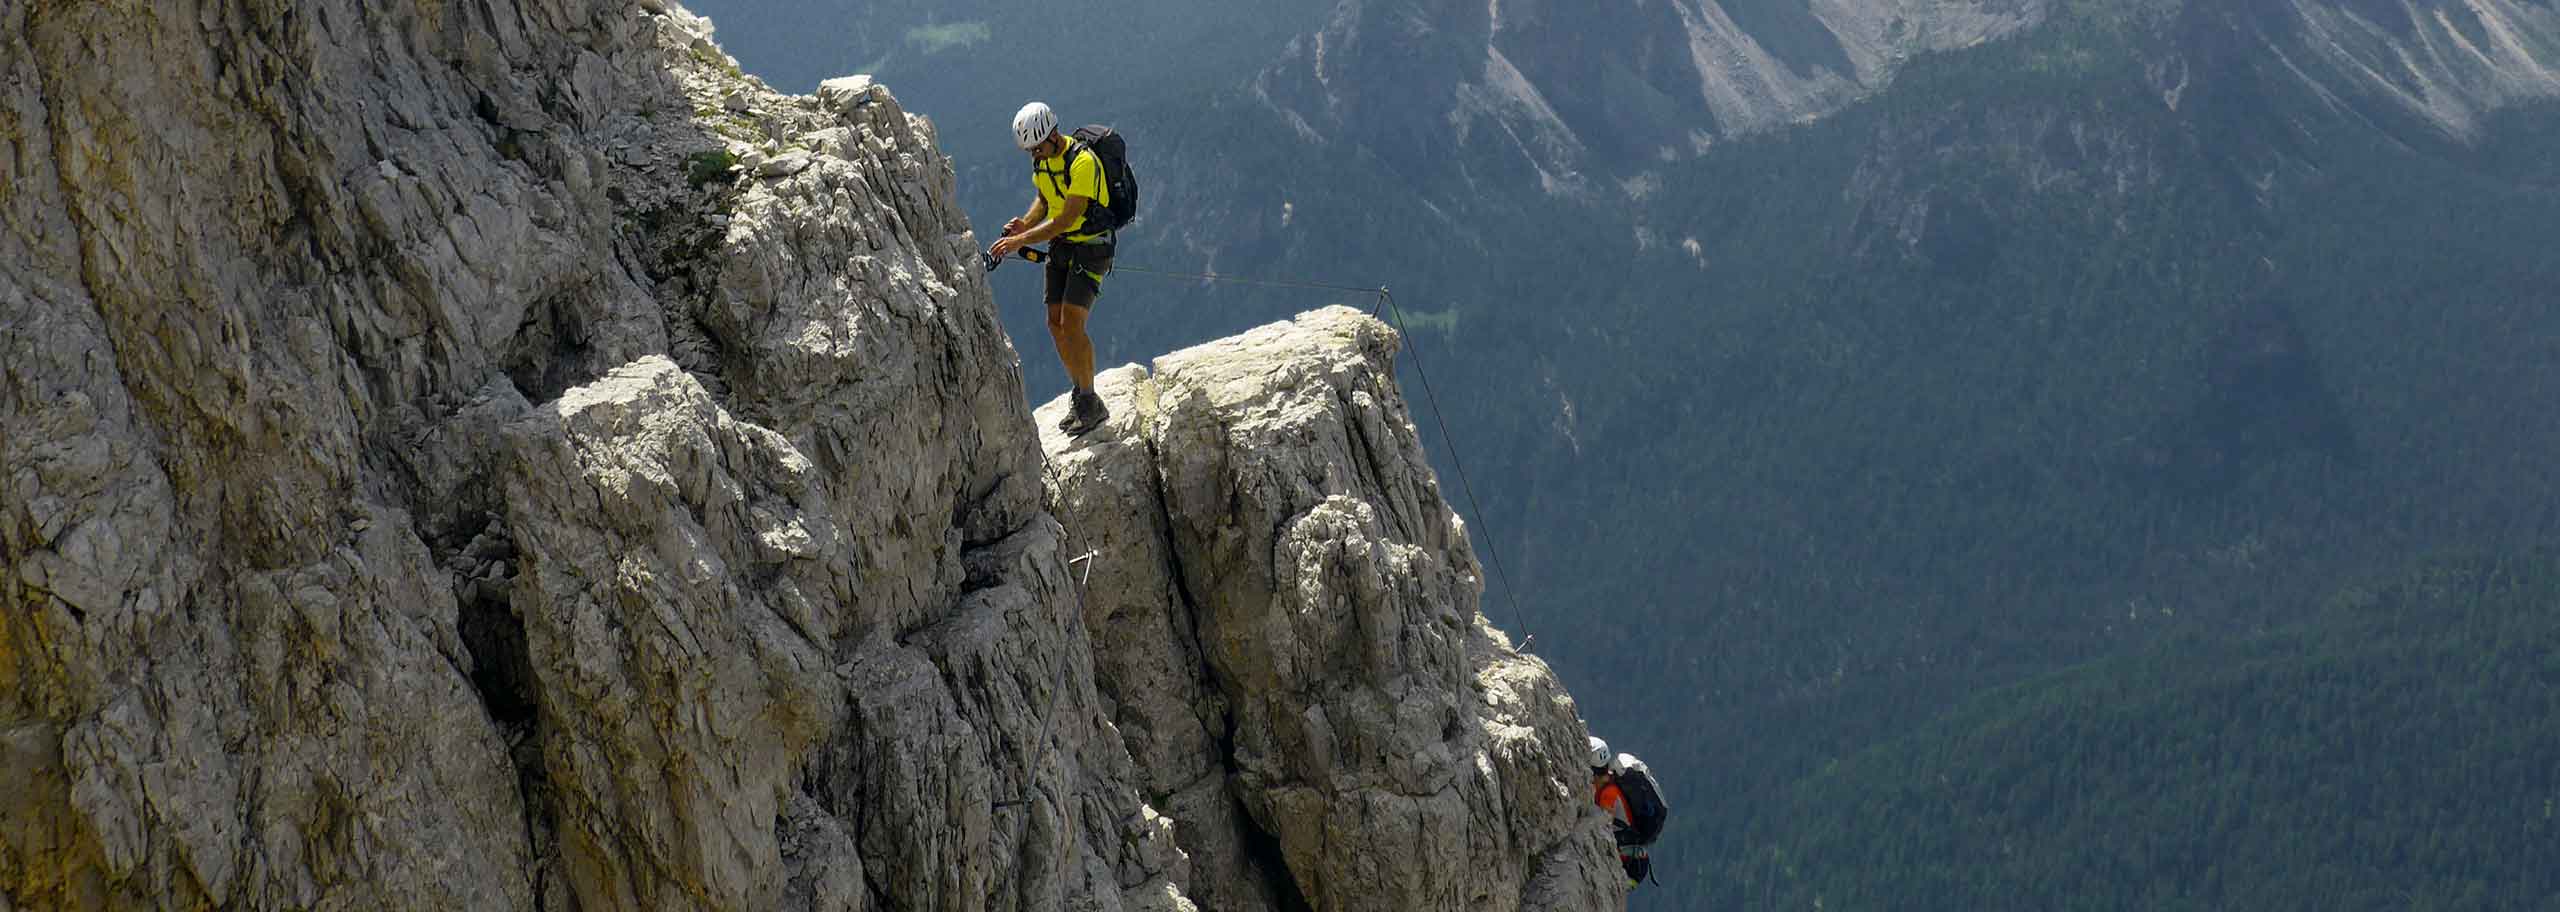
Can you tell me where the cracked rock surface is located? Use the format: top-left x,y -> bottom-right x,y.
2,0 -> 1606,908
3,1 -> 1181,908
1041,307 -> 1623,912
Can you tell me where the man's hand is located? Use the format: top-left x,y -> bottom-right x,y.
1002,217 -> 1027,235
990,235 -> 1026,260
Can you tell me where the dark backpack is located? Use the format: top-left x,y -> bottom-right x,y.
1065,124 -> 1138,233
1615,756 -> 1669,847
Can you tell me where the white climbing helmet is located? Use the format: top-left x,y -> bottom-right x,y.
1012,101 -> 1058,150
1587,736 -> 1614,771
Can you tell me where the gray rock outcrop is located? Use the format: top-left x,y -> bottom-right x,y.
3,2 -> 1609,911
3,1 -> 1180,908
1040,307 -> 1622,912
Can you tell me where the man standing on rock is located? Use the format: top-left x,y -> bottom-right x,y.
989,101 -> 1115,436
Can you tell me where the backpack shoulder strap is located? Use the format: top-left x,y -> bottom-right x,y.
1063,143 -> 1116,234
1035,148 -> 1090,199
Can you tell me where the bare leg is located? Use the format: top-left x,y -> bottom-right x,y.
1046,302 -> 1073,386
1049,302 -> 1097,391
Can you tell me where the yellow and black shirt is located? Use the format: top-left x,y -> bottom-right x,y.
1033,145 -> 1113,244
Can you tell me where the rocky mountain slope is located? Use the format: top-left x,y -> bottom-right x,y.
1037,4 -> 2560,905
1234,0 -> 2560,187
1039,307 -> 1616,912
2232,0 -> 2560,140
0,2 -> 1610,909
1160,0 -> 2560,247
652,1 -> 2558,907
1243,0 -> 2050,190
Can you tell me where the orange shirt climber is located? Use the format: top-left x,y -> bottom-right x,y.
1594,776 -> 1629,825
1591,734 -> 1630,826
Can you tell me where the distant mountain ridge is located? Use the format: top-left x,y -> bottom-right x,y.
2250,0 -> 2560,139
1245,0 -> 2051,192
678,3 -> 2560,909
1223,0 -> 2560,209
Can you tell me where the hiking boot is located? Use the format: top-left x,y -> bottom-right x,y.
1058,389 -> 1109,436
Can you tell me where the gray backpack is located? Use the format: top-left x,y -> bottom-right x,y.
1615,754 -> 1669,846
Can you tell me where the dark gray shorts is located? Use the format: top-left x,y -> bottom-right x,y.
1043,243 -> 1114,309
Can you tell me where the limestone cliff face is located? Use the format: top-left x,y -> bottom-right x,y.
1039,308 -> 1621,912
1,2 -> 1606,910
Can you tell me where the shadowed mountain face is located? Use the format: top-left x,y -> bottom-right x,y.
2133,298 -> 2361,494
